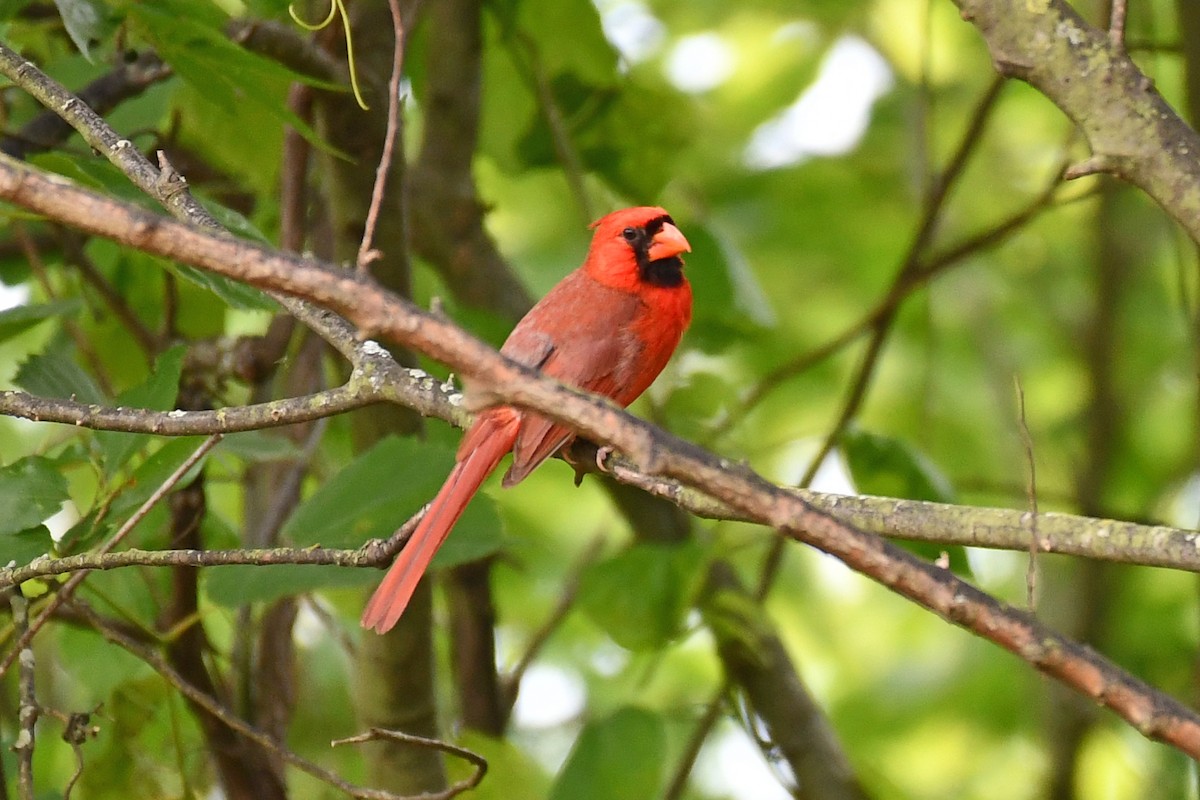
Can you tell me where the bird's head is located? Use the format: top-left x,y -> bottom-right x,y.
584,206 -> 691,291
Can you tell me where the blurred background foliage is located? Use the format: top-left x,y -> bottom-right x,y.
0,0 -> 1198,797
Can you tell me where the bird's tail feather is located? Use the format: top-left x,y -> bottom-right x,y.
361,420 -> 514,633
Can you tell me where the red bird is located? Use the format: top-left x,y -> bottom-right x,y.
362,206 -> 693,633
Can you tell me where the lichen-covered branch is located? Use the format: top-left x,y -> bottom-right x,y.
950,0 -> 1200,245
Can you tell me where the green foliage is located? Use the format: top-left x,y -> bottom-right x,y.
0,455 -> 67,535
578,541 -> 705,651
0,0 -> 1197,798
0,299 -> 80,344
547,707 -> 666,800
95,345 -> 185,477
16,340 -> 105,403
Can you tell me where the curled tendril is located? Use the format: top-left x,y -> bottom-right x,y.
288,0 -> 369,110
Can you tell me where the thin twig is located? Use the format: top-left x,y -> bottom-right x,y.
514,34 -> 592,224
0,435 -> 222,681
661,689 -> 727,800
1014,376 -> 1040,610
357,0 -> 406,273
500,536 -> 606,717
333,729 -> 488,799
0,383 -> 379,435
1109,0 -> 1128,49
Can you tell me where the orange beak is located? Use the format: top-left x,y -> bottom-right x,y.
648,222 -> 691,261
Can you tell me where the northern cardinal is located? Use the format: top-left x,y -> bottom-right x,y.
361,206 -> 693,633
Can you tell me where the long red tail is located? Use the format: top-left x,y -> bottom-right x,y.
361,415 -> 516,633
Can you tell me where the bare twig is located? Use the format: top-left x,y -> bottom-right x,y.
357,0 -> 406,272
500,536 -> 606,718
333,729 -> 488,800
1109,0 -> 1128,50
661,691 -> 726,800
1015,376 -> 1040,610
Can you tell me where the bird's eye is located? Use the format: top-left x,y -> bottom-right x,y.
621,227 -> 638,242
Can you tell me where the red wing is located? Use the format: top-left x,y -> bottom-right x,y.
499,274 -> 643,486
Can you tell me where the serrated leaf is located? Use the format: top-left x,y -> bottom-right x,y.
0,456 -> 69,536
548,708 -> 665,800
15,341 -> 104,404
97,345 -> 186,477
0,526 -> 53,567
204,564 -> 372,607
578,542 -> 704,651
0,299 -> 82,344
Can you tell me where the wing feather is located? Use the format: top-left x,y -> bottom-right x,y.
497,273 -> 644,486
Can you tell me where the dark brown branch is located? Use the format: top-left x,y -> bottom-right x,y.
703,562 -> 870,800
160,469 -> 286,800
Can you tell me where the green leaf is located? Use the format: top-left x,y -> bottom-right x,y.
0,299 -> 81,344
30,152 -> 153,204
0,456 -> 69,536
841,427 -> 970,573
548,708 -> 666,800
106,435 -> 210,519
284,436 -> 445,548
15,341 -> 105,404
841,427 -> 955,503
685,225 -> 776,335
430,497 -> 504,570
451,732 -> 550,800
53,0 -> 112,61
220,431 -> 303,463
204,564 -> 372,607
0,526 -> 53,567
96,345 -> 186,477
578,542 -> 704,651
167,263 -> 276,312
129,2 -> 340,155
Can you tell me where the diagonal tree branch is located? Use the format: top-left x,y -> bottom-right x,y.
2,156 -> 1199,758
